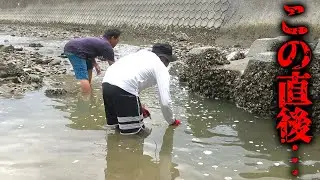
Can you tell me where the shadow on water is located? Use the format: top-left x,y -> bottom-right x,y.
105,127 -> 180,180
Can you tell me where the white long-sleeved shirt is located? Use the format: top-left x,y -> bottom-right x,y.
102,49 -> 175,125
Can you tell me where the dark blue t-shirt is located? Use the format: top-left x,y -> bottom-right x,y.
64,37 -> 114,62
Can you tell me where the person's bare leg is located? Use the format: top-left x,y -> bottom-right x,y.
79,79 -> 92,96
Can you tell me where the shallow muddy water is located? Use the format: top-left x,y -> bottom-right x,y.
0,34 -> 320,180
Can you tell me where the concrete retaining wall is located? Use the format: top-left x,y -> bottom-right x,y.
0,0 -> 318,44
0,0 -> 316,29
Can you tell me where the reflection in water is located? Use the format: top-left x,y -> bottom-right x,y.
105,127 -> 179,180
53,89 -> 107,130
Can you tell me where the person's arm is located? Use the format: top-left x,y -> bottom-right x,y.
88,58 -> 101,75
154,66 -> 176,125
101,45 -> 115,66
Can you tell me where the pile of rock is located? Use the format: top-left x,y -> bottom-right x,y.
181,36 -> 320,133
0,45 -> 67,96
181,46 -> 240,100
233,37 -> 289,116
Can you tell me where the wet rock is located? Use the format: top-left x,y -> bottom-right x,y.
33,66 -> 45,73
310,49 -> 320,133
226,51 -> 245,61
188,46 -> 230,66
65,27 -> 83,32
233,44 -> 241,48
30,52 -> 41,58
182,47 -> 239,100
313,39 -> 320,54
29,43 -> 44,48
43,58 -> 53,64
0,62 -> 24,78
45,88 -> 67,96
34,58 -> 53,64
58,53 -> 68,58
23,68 -> 33,73
34,58 -> 44,64
234,57 -> 285,116
49,59 -> 61,66
1,76 -> 22,84
247,36 -> 289,58
173,32 -> 189,41
27,74 -> 43,83
243,49 -> 249,57
14,47 -> 23,51
168,61 -> 187,77
2,45 -> 15,53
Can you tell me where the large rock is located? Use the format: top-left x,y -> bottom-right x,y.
168,61 -> 187,77
187,46 -> 230,65
234,57 -> 285,116
232,36 -> 287,115
310,50 -> 320,134
247,36 -> 288,58
0,62 -> 24,78
172,32 -> 189,41
180,36 -> 320,133
226,51 -> 245,61
29,43 -> 44,48
27,74 -> 43,84
183,47 -> 240,100
45,88 -> 68,97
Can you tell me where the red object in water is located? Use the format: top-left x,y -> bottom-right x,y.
291,157 -> 299,164
172,119 -> 181,126
142,107 -> 151,119
292,169 -> 299,176
292,145 -> 299,151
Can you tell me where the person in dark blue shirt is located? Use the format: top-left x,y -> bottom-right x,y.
64,29 -> 121,95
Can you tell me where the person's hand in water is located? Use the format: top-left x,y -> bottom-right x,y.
141,104 -> 151,119
171,119 -> 181,126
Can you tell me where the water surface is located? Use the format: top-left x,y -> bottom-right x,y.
0,34 -> 320,180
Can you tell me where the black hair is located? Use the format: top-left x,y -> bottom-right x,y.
103,28 -> 121,39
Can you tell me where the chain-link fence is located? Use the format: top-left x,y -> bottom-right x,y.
0,0 -> 316,32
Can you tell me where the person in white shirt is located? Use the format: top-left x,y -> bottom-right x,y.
102,43 -> 181,136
